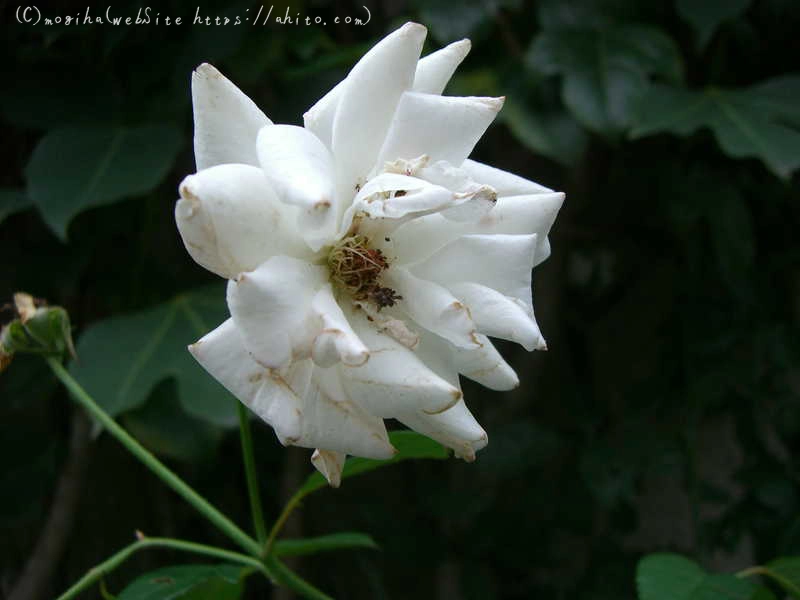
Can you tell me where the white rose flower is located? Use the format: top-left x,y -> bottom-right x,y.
175,22 -> 564,487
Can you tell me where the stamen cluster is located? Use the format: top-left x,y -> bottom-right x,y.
327,235 -> 402,309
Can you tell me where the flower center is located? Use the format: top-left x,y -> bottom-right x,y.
327,235 -> 402,310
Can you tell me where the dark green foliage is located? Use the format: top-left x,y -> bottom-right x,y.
1,0 -> 799,598
69,285 -> 233,424
26,124 -> 184,238
117,564 -> 245,600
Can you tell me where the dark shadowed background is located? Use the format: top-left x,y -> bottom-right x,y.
2,0 -> 800,598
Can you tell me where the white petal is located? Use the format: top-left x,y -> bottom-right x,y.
416,327 -> 518,391
303,80 -> 343,150
453,334 -> 519,390
253,362 -> 307,442
340,172 -> 495,238
472,194 -> 563,265
311,449 -> 346,487
239,359 -> 394,459
175,164 -> 309,279
333,22 -> 426,191
192,63 -> 272,171
302,35 -> 467,152
355,301 -> 420,349
377,92 -> 504,168
188,319 -> 302,436
391,191 -> 565,266
227,256 -> 327,368
383,267 -> 480,349
339,309 -> 463,417
449,282 -> 546,351
397,400 -> 487,461
417,161 -> 497,222
409,233 -> 537,311
281,365 -> 395,459
461,159 -> 554,195
413,39 -> 471,95
188,318 -> 266,408
309,284 -> 369,368
352,173 -> 453,218
256,125 -> 337,247
413,330 -> 461,388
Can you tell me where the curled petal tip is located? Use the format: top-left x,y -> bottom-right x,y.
422,387 -> 462,415
461,448 -> 477,462
193,62 -> 219,77
178,177 -> 197,201
401,21 -> 427,36
489,96 -> 506,112
446,38 -> 472,60
346,350 -> 370,367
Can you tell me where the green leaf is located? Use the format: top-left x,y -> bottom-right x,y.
117,564 -> 243,600
274,532 -> 378,557
637,555 -> 777,600
123,379 -> 223,463
0,189 -> 31,225
298,430 -> 449,495
69,285 -> 236,426
500,97 -> 588,166
630,76 -> 800,178
676,0 -> 751,49
637,553 -> 706,600
763,557 -> 800,598
527,24 -> 682,136
25,123 -> 183,239
688,575 -> 775,600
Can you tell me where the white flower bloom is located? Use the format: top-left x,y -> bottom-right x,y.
176,22 -> 564,486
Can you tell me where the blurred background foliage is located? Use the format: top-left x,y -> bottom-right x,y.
1,0 -> 799,598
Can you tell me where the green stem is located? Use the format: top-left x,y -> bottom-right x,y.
737,566 -> 767,578
55,536 -> 267,600
265,555 -> 334,600
737,565 -> 800,596
237,402 -> 267,545
264,488 -> 307,557
46,357 -> 261,557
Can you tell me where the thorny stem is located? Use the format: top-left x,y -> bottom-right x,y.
45,357 -> 262,558
54,536 -> 267,600
237,402 -> 268,545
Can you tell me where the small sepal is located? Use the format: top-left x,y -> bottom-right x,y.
0,293 -> 76,371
